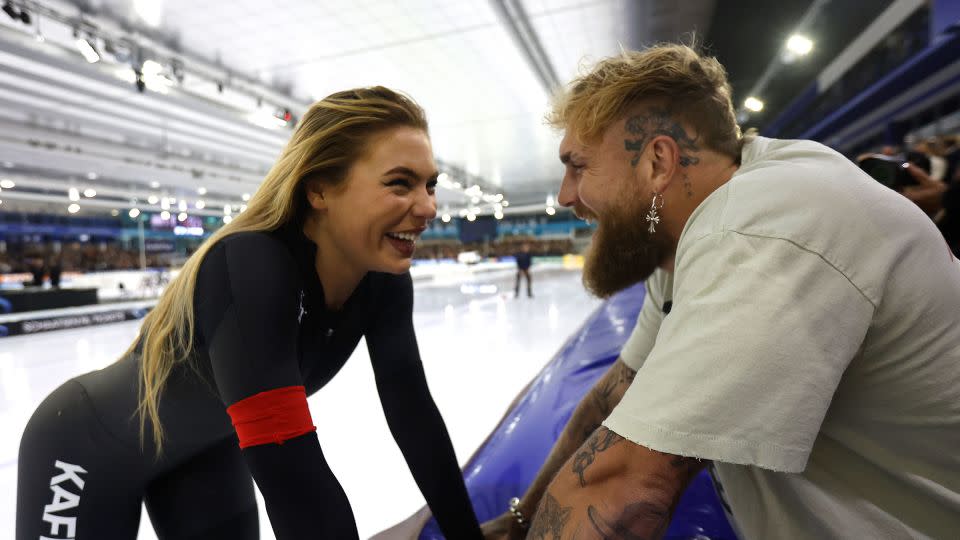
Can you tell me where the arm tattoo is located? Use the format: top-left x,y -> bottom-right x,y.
572,427 -> 624,487
590,363 -> 636,417
528,492 -> 572,540
591,377 -> 617,417
587,503 -> 670,540
623,108 -> 701,170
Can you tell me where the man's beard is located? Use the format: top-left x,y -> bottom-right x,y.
581,196 -> 670,298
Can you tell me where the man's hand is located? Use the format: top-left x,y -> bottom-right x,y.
481,512 -> 525,540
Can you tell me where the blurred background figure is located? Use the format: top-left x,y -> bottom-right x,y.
514,242 -> 533,298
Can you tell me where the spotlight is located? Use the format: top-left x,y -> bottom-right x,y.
441,214 -> 451,223
178,212 -> 188,222
68,204 -> 80,214
160,210 -> 170,220
83,188 -> 96,198
744,96 -> 764,112
2,2 -> 17,21
786,34 -> 814,56
75,33 -> 101,64
129,208 -> 141,218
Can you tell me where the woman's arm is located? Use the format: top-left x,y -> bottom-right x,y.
196,233 -> 359,539
365,272 -> 483,540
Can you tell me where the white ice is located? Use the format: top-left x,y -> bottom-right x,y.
0,268 -> 601,539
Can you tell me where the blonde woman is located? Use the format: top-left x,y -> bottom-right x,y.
16,87 -> 482,540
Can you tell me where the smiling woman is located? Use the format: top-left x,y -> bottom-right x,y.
15,87 -> 482,540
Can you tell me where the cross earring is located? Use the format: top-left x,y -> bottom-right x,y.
646,193 -> 664,234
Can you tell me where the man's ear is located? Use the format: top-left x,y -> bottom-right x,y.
304,178 -> 328,211
649,136 -> 680,193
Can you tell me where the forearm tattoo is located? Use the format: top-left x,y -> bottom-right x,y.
528,492 -> 572,540
624,108 -> 701,198
572,427 -> 625,487
586,502 -> 669,540
590,362 -> 636,417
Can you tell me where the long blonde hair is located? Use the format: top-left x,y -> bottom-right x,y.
131,86 -> 428,453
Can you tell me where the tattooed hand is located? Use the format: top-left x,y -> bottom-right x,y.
527,493 -> 572,540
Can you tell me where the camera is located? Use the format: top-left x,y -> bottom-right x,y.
857,154 -> 918,192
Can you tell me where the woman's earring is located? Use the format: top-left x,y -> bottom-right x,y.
646,193 -> 664,234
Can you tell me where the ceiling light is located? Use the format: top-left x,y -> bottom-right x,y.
546,206 -> 556,216
786,34 -> 813,56
86,172 -> 97,180
178,212 -> 188,222
223,205 -> 232,215
178,200 -> 187,212
129,208 -> 141,218
546,195 -> 554,207
441,214 -> 451,223
67,203 -> 80,214
241,193 -> 250,201
83,188 -> 96,198
142,59 -> 164,77
150,181 -> 160,188
148,195 -> 159,204
494,211 -> 504,220
502,200 -> 509,207
160,198 -> 170,210
110,209 -> 119,216
160,210 -> 170,220
744,97 -> 764,112
223,215 -> 233,224
438,173 -> 449,183
75,35 -> 101,64
0,179 -> 14,188
195,200 -> 205,209
467,214 -> 476,222
471,197 -> 480,204
68,188 -> 80,202
197,186 -> 207,195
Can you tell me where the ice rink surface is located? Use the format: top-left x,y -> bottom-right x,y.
0,268 -> 602,539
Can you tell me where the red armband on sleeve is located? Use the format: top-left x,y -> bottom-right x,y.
226,385 -> 317,449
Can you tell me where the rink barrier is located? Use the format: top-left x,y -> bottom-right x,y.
0,301 -> 155,337
419,282 -> 738,540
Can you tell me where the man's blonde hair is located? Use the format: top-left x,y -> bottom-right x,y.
548,43 -> 743,160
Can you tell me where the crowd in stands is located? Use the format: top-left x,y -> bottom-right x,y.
857,134 -> 960,255
416,237 -> 575,260
0,243 -> 165,276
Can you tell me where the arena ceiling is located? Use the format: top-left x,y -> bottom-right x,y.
0,0 -> 898,219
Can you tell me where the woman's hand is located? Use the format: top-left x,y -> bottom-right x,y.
481,512 -> 525,540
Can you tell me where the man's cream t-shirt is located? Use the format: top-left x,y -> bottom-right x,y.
603,137 -> 960,539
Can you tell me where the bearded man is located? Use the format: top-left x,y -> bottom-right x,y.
481,43 -> 960,540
